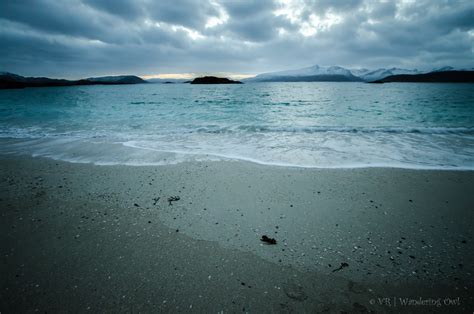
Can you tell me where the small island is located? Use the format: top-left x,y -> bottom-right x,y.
190,76 -> 242,84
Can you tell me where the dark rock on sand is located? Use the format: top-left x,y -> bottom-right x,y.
261,235 -> 277,244
332,262 -> 349,272
168,196 -> 180,205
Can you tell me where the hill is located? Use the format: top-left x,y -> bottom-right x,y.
371,71 -> 474,83
247,65 -> 362,82
0,73 -> 147,89
190,76 -> 242,84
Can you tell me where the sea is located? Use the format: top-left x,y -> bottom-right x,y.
0,82 -> 473,169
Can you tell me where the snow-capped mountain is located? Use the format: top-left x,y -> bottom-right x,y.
355,68 -> 422,81
246,65 -> 431,82
431,66 -> 455,72
259,65 -> 353,77
86,75 -> 145,84
349,68 -> 371,78
430,66 -> 474,72
247,65 -> 362,82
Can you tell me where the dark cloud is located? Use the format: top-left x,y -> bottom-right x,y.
0,0 -> 111,40
147,0 -> 220,31
83,0 -> 144,20
217,0 -> 294,41
369,1 -> 396,19
300,0 -> 364,17
221,0 -> 276,18
0,0 -> 472,78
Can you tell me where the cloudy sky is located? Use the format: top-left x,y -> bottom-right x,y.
1,0 -> 473,79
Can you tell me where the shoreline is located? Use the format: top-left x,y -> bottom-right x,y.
1,145 -> 474,171
1,155 -> 473,312
1,126 -> 473,171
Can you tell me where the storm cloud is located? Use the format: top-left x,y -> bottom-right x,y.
0,0 -> 472,78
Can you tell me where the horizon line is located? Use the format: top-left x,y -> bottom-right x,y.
3,63 -> 473,81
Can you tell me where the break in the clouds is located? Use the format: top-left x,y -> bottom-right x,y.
0,0 -> 473,78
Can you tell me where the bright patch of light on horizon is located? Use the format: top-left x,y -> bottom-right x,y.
143,73 -> 255,80
143,73 -> 195,79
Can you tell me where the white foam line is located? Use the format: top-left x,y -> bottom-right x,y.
1,138 -> 472,170
122,141 -> 474,171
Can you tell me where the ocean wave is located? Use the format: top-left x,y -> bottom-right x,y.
2,125 -> 474,140
1,134 -> 473,170
194,125 -> 474,135
0,127 -> 108,139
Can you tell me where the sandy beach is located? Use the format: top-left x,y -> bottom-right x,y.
1,156 -> 473,312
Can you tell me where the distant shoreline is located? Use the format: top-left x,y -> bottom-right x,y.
3,66 -> 474,90
370,71 -> 474,83
0,73 -> 146,89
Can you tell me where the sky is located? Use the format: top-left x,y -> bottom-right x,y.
0,0 -> 473,79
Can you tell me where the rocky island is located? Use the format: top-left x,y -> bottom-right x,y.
190,76 -> 242,84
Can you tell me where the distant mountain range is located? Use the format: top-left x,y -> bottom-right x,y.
245,65 -> 474,82
371,71 -> 474,83
0,72 -> 146,89
248,65 -> 362,82
2,65 -> 473,90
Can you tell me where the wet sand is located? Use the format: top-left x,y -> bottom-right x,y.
1,156 -> 473,313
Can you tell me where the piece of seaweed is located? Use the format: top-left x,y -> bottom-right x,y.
261,235 -> 277,245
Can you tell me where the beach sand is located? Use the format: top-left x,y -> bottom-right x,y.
1,156 -> 473,312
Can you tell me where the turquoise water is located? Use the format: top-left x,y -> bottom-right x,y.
0,82 -> 473,168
